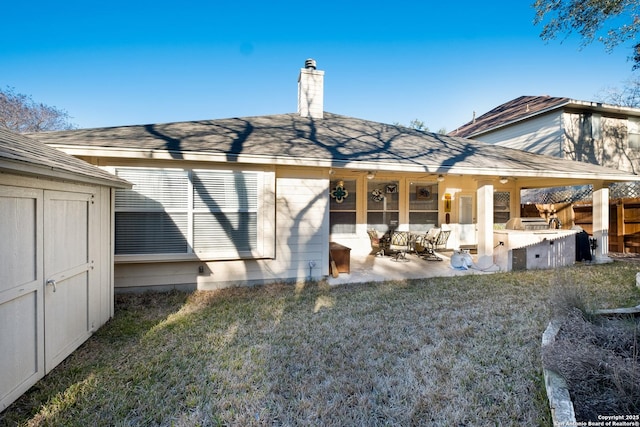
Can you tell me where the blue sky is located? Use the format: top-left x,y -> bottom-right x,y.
1,1 -> 637,133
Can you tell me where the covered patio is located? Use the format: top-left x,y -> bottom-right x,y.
327,248 -> 493,286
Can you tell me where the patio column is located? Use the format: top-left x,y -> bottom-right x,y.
592,182 -> 612,263
476,180 -> 494,269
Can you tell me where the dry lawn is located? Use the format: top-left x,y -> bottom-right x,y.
543,308 -> 640,421
2,262 -> 639,426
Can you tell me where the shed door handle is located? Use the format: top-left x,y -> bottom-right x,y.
46,279 -> 57,292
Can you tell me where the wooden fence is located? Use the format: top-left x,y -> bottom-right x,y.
521,198 -> 640,254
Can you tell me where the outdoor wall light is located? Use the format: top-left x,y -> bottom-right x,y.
499,176 -> 508,184
367,171 -> 376,180
437,174 -> 445,182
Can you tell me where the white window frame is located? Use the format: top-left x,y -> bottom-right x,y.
113,166 -> 275,262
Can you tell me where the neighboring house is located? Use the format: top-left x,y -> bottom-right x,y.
29,61 -> 640,292
449,95 -> 640,199
449,95 -> 640,252
0,129 -> 130,410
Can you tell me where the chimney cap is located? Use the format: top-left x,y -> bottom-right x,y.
304,58 -> 317,70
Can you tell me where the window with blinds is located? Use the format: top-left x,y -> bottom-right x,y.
114,167 -> 272,259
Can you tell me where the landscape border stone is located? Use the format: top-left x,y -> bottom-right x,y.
542,304 -> 640,425
542,320 -> 577,425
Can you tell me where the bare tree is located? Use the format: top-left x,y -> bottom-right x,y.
0,86 -> 77,132
533,0 -> 640,69
596,78 -> 640,107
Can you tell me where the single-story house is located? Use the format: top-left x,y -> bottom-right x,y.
0,128 -> 129,410
29,60 -> 640,292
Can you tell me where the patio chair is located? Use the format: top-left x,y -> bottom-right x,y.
422,228 -> 451,261
388,230 -> 411,262
367,229 -> 388,256
415,227 -> 439,255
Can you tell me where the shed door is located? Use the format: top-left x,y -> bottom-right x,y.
43,190 -> 94,370
0,186 -> 44,411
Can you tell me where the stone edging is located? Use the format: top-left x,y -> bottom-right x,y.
542,320 -> 576,425
542,304 -> 640,424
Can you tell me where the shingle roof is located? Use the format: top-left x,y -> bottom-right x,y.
29,111 -> 639,181
449,96 -> 570,138
0,128 -> 130,187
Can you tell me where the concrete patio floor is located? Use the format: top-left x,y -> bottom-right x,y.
327,249 -> 501,286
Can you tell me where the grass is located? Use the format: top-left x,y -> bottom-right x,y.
1,262 -> 639,426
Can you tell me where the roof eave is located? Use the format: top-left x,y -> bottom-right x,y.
565,99 -> 640,116
0,158 -> 131,188
48,145 -> 640,183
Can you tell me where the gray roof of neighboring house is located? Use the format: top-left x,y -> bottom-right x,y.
449,95 -> 640,139
29,111 -> 640,182
0,128 -> 130,187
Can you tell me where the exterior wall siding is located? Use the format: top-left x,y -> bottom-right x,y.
601,116 -> 637,173
562,112 -> 640,174
563,111 -> 604,165
474,111 -> 564,157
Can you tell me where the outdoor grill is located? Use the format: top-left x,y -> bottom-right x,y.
505,217 -> 552,231
496,217 -> 578,272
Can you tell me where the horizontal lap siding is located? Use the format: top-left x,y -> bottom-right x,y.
476,112 -> 564,157
275,171 -> 328,281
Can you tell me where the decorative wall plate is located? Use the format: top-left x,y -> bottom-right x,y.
330,182 -> 349,203
371,188 -> 384,202
416,186 -> 432,200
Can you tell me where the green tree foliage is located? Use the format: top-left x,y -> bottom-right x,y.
0,86 -> 77,132
394,118 -> 446,134
408,118 -> 427,130
533,0 -> 640,68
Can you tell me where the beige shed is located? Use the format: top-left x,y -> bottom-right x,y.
0,129 -> 129,411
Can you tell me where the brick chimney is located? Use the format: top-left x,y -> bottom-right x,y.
298,58 -> 324,119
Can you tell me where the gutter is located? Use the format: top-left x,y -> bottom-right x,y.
47,144 -> 640,183
0,159 -> 131,189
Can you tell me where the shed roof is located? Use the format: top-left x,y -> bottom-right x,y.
29,111 -> 640,183
0,128 -> 130,188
